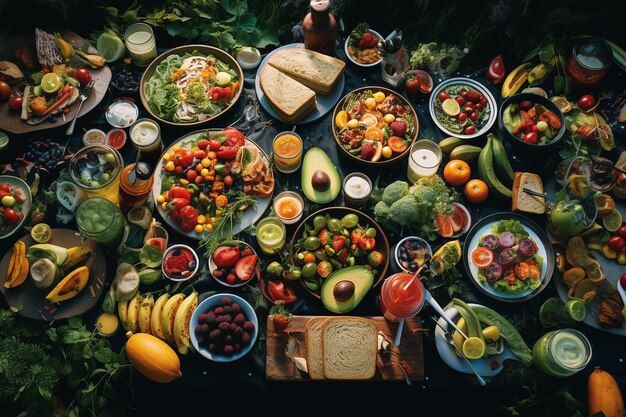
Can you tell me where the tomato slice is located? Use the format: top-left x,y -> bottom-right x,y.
435,213 -> 454,238
388,136 -> 408,154
447,211 -> 464,233
471,247 -> 494,268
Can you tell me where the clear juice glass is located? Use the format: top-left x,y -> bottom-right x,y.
256,217 -> 286,255
273,132 -> 303,174
70,145 -> 123,205
76,197 -> 126,247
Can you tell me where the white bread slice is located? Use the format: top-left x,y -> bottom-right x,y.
304,317 -> 327,380
259,64 -> 316,124
322,317 -> 377,380
267,47 -> 345,95
512,172 -> 546,214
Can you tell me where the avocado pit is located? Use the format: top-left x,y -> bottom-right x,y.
311,170 -> 331,192
333,280 -> 355,301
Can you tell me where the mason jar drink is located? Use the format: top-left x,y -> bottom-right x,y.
69,145 -> 123,205
256,217 -> 286,255
532,329 -> 592,377
129,118 -> 163,169
76,197 -> 126,247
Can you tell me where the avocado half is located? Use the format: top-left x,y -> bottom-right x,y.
321,265 -> 374,313
301,147 -> 341,204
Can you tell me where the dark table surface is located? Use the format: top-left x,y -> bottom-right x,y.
1,39 -> 626,413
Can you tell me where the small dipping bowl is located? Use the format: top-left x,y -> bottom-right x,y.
162,244 -> 199,282
83,129 -> 106,147
273,191 -> 304,225
394,236 -> 432,274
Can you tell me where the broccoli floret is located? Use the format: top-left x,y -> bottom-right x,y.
373,201 -> 391,221
382,180 -> 409,206
409,185 -> 437,205
389,195 -> 421,226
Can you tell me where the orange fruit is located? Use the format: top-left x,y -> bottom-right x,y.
387,136 -> 408,154
364,126 -> 384,142
464,179 -> 489,203
443,160 -> 471,187
361,114 -> 378,128
335,110 -> 349,129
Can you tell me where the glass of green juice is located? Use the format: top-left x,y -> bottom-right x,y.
256,217 -> 286,255
532,328 -> 592,377
76,197 -> 127,247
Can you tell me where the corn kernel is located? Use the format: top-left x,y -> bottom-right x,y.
197,215 -> 206,224
157,195 -> 165,204
194,224 -> 204,234
172,145 -> 181,152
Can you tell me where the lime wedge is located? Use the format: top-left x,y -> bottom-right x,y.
41,73 -> 62,94
97,30 -> 126,63
602,210 -> 623,232
31,223 -> 52,243
565,299 -> 586,322
442,98 -> 460,116
462,336 -> 486,359
0,132 -> 8,151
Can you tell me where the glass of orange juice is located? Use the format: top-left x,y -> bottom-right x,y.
273,131 -> 303,173
273,191 -> 304,225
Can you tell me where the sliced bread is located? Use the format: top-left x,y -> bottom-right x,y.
512,172 -> 546,214
304,317 -> 327,380
321,317 -> 377,380
267,47 -> 345,95
259,64 -> 316,124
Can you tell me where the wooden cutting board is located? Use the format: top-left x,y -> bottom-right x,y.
266,315 -> 424,381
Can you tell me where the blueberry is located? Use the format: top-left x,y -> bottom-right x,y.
411,241 -> 423,250
409,261 -> 418,271
187,261 -> 197,271
400,251 -> 408,261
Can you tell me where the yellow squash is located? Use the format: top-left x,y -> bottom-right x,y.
125,332 -> 182,383
45,266 -> 90,303
5,241 -> 29,289
588,367 -> 624,417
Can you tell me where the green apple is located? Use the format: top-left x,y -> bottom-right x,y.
550,199 -> 587,236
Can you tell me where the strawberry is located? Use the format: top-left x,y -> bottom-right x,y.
361,142 -> 375,160
358,32 -> 379,49
270,305 -> 291,334
390,120 -> 408,137
358,236 -> 376,251
405,75 -> 421,98
318,228 -> 330,246
332,235 -> 346,252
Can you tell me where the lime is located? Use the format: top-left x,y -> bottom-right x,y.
41,73 -> 62,94
96,30 -> 126,63
442,98 -> 460,116
31,223 -> 52,243
539,297 -> 574,328
565,299 -> 586,322
0,132 -> 8,151
602,210 -> 623,232
462,336 -> 486,359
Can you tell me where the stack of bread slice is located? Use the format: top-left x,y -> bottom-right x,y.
305,316 -> 378,380
259,46 -> 345,124
512,172 -> 546,214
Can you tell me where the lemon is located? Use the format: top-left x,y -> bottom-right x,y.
442,98 -> 460,116
481,325 -> 501,342
452,317 -> 467,353
0,132 -> 8,151
41,73 -> 63,94
96,30 -> 126,63
373,91 -> 385,103
565,299 -> 586,322
602,210 -> 623,232
462,336 -> 486,359
31,223 -> 52,243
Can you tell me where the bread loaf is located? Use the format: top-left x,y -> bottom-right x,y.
321,317 -> 377,380
512,172 -> 545,214
259,64 -> 316,124
304,318 -> 327,380
267,47 -> 345,95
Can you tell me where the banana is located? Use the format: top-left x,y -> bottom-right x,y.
126,293 -> 144,333
501,62 -> 532,98
438,137 -> 464,155
150,293 -> 170,340
528,58 -> 556,87
161,293 -> 185,345
138,294 -> 154,334
173,292 -> 198,355
449,144 -> 482,163
118,299 -> 129,330
61,246 -> 94,271
489,134 -> 515,185
478,136 -> 512,199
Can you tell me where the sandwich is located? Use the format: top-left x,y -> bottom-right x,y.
512,172 -> 546,214
259,64 -> 316,124
267,47 -> 345,96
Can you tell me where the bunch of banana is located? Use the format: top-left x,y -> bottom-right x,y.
118,291 -> 198,355
5,241 -> 29,288
439,137 -> 483,163
477,134 -> 514,199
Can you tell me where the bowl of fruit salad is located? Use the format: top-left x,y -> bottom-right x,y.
344,23 -> 383,67
162,244 -> 199,282
429,77 -> 497,139
0,175 -> 32,239
498,93 -> 566,153
208,240 -> 259,287
394,236 -> 432,274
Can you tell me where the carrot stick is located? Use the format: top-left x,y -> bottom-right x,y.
42,87 -> 72,116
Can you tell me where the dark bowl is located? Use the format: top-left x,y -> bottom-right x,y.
498,93 -> 566,154
331,86 -> 419,167
290,206 -> 390,299
109,69 -> 141,99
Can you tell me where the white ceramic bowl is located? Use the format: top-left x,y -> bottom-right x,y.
450,202 -> 472,238
189,293 -> 258,362
394,236 -> 432,274
344,29 -> 383,67
208,240 -> 259,288
162,244 -> 199,282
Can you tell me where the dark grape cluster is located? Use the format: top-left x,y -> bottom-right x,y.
111,70 -> 140,93
22,138 -> 64,171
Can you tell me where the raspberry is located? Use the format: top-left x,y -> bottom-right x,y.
226,273 -> 236,285
199,313 -> 208,322
209,343 -> 221,353
390,120 -> 408,137
215,315 -> 225,324
241,247 -> 253,257
218,322 -> 230,332
222,314 -> 232,323
224,335 -> 235,345
358,32 -> 379,49
214,307 -> 224,315
223,306 -> 231,314
223,345 -> 234,355
234,313 -> 245,325
205,311 -> 216,324
195,324 -> 204,334
221,296 -> 233,305
234,326 -> 243,340
234,343 -> 242,353
212,268 -> 223,277
209,329 -> 221,341
230,303 -> 241,314
243,321 -> 255,331
197,336 -> 205,345
241,332 -> 251,345
360,143 -> 375,160
229,322 -> 238,333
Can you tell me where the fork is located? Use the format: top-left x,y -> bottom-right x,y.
65,79 -> 95,136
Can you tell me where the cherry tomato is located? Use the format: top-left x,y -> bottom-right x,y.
475,103 -> 484,112
523,132 -> 539,144
617,225 -> 626,239
608,236 -> 625,252
577,94 -> 596,112
455,96 -> 465,106
576,125 -> 595,142
467,91 -> 481,103
174,149 -> 195,168
0,190 -> 10,199
465,102 -> 474,109
75,68 -> 92,87
461,91 -> 469,99
197,139 -> 209,150
620,273 -> 626,290
405,77 -> 421,98
0,184 -> 9,192
469,111 -> 479,122
167,186 -> 191,202
3,207 -> 21,224
223,175 -> 234,187
267,280 -> 298,305
0,81 -> 11,101
8,96 -> 23,112
464,125 -> 476,135
209,139 -> 222,151
222,127 -> 245,147
437,91 -> 451,102
480,97 -> 488,106
457,112 -> 468,122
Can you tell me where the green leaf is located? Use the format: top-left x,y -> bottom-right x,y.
521,46 -> 541,62
94,348 -> 114,364
539,47 -> 555,63
139,244 -> 163,268
82,344 -> 93,359
554,75 -> 565,94
68,317 -> 83,329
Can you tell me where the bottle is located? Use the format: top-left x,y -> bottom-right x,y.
379,29 -> 409,88
119,162 -> 154,210
303,0 -> 337,57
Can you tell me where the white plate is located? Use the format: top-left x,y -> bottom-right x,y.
254,43 -> 345,125
434,303 -> 519,376
151,130 -> 272,240
0,175 -> 32,240
344,29 -> 383,67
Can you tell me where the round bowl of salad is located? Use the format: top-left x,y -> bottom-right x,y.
140,45 -> 244,127
0,175 -> 32,239
429,77 -> 497,139
462,212 -> 554,302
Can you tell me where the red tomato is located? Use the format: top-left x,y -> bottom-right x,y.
267,280 -> 298,305
194,150 -> 206,160
464,125 -> 476,135
469,112 -> 479,122
3,207 -> 21,224
617,225 -> 626,239
209,139 -> 222,151
197,139 -> 209,150
577,94 -> 596,112
213,245 -> 241,268
437,91 -> 451,102
523,132 -> 539,144
223,175 -> 234,187
222,128 -> 245,147
471,247 -> 494,268
620,273 -> 626,290
486,54 -> 505,85
607,236 -> 625,252
455,96 -> 465,106
170,197 -> 190,209
216,146 -> 238,160
465,102 -> 474,110
457,112 -> 468,122
358,236 -> 376,251
174,149 -> 195,168
475,103 -> 484,112
75,68 -> 92,87
167,186 -> 191,202
405,77 -> 421,98
8,96 -> 23,112
210,86 -> 232,101
467,91 -> 481,103
435,213 -> 453,237
0,184 -> 9,192
0,190 -> 10,199
177,205 -> 198,232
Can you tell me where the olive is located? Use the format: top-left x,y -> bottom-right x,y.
312,215 -> 326,231
327,218 -> 342,233
303,236 -> 321,251
301,262 -> 318,279
333,280 -> 355,302
341,213 -> 359,229
187,261 -> 197,271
